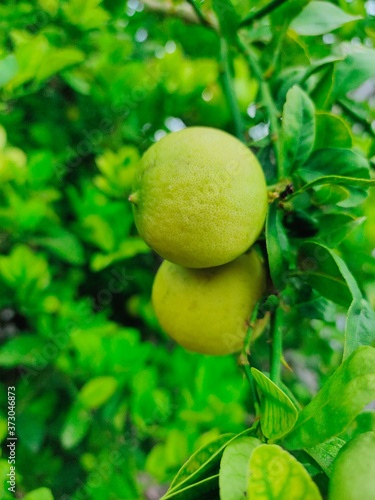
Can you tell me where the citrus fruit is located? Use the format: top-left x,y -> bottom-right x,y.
151,249 -> 267,355
329,431 -> 375,500
130,127 -> 268,268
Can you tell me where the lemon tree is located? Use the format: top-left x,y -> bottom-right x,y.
130,127 -> 268,268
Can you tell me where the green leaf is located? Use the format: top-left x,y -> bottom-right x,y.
163,474 -> 219,500
23,488 -> 54,500
344,298 -> 375,360
219,436 -> 262,500
0,54 -> 18,87
284,347 -> 375,449
212,0 -> 239,43
61,401 -> 92,449
90,238 -> 149,271
333,46 -> 375,98
318,213 -> 365,247
0,335 -> 45,367
35,48 -> 85,82
311,64 -> 335,110
266,202 -> 290,290
305,437 -> 346,477
247,444 -> 322,499
79,376 -> 118,409
297,241 -> 362,307
312,184 -> 350,205
290,2 -> 361,36
167,434 -> 234,495
251,369 -> 298,441
299,148 -> 370,183
314,113 -> 352,150
281,86 -> 315,174
33,229 -> 85,265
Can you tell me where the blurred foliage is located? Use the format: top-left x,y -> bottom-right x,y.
0,0 -> 374,499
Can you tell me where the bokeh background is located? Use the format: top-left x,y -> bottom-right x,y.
0,0 -> 375,499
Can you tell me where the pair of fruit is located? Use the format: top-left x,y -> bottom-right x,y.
130,127 -> 269,355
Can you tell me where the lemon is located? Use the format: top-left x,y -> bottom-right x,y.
130,127 -> 268,268
329,432 -> 375,500
152,250 -> 267,355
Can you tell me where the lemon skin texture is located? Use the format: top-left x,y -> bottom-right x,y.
130,127 -> 268,268
152,250 -> 267,355
329,432 -> 375,500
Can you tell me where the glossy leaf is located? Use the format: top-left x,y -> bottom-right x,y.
314,113 -> 352,150
290,2 -> 360,36
251,369 -> 298,441
219,436 -> 262,500
281,86 -> 315,174
266,202 -> 290,290
167,434 -> 234,494
306,437 -> 346,477
284,347 -> 375,449
247,444 -> 322,499
297,241 -> 361,307
344,298 -> 375,360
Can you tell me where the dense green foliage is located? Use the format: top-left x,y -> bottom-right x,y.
0,0 -> 375,499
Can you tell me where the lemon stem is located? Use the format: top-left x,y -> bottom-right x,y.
128,192 -> 139,205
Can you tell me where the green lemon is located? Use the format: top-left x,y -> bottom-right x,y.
329,432 -> 375,500
130,127 -> 268,268
152,250 -> 267,355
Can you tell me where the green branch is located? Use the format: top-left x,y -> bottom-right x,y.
186,0 -> 212,28
270,307 -> 282,385
220,37 -> 245,141
237,38 -> 284,178
239,0 -> 288,28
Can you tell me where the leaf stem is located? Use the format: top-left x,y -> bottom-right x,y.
237,38 -> 284,178
239,0 -> 289,28
220,37 -> 245,141
270,307 -> 282,385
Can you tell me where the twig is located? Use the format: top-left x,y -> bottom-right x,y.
239,0 -> 289,28
142,0 -> 218,30
219,38 -> 245,141
270,307 -> 282,385
237,38 -> 284,178
186,0 -> 212,28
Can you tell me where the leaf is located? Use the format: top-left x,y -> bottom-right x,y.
23,488 -> 54,500
299,148 -> 370,183
305,437 -> 346,477
311,64 -> 335,110
284,347 -> 375,449
314,113 -> 352,150
36,48 -> 85,82
163,474 -> 219,500
290,2 -> 361,36
79,376 -> 118,409
33,229 -> 85,265
266,202 -> 290,290
247,444 -> 322,499
90,238 -> 149,271
219,436 -> 262,500
297,241 -> 362,307
251,369 -> 299,441
333,46 -> 375,98
0,335 -> 46,367
167,434 -> 235,494
281,86 -> 315,174
0,54 -> 18,87
61,401 -> 92,449
318,213 -> 365,247
312,184 -> 350,205
344,298 -> 375,360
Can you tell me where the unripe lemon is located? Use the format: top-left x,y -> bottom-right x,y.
130,127 -> 268,268
329,432 -> 375,500
152,250 -> 267,355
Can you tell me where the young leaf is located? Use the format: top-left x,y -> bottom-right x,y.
305,437 -> 346,477
281,86 -> 315,175
266,202 -> 290,290
290,2 -> 361,36
163,474 -> 220,500
167,434 -> 235,494
251,369 -> 298,441
247,444 -> 322,499
284,347 -> 375,450
219,436 -> 262,500
297,241 -> 361,307
344,298 -> 375,360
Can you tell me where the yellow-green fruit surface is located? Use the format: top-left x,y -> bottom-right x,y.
130,127 -> 268,268
152,250 -> 267,355
329,431 -> 375,500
